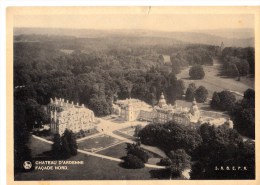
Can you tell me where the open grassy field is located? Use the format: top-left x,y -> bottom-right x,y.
177,59 -> 254,100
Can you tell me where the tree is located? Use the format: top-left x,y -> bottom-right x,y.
122,142 -> 147,169
134,124 -> 142,137
139,121 -> 202,155
218,91 -> 236,111
189,65 -> 205,79
210,91 -> 236,111
123,154 -> 145,169
126,143 -> 149,163
14,100 -> 33,174
190,123 -> 254,179
88,96 -> 112,116
61,136 -> 71,159
211,92 -> 221,109
243,88 -> 255,108
52,134 -> 62,159
185,83 -> 197,101
159,157 -> 172,166
166,72 -> 185,104
171,56 -> 182,74
138,123 -> 162,146
195,86 -> 208,103
168,149 -> 191,176
52,129 -> 78,159
63,129 -> 78,156
232,89 -> 255,139
227,63 -> 239,77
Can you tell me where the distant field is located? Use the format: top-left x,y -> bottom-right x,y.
177,59 -> 254,99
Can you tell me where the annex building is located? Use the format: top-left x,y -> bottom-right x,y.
47,98 -> 95,135
112,93 -> 200,125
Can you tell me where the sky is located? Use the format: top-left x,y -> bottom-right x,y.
14,13 -> 254,32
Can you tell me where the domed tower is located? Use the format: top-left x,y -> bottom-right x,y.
190,98 -> 200,117
158,92 -> 167,108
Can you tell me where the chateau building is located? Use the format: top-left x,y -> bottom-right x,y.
113,98 -> 152,121
113,93 -> 201,125
47,98 -> 95,135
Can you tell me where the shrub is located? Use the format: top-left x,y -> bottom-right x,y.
123,154 -> 145,169
189,65 -> 205,79
126,143 -> 149,163
159,157 -> 172,166
195,86 -> 208,103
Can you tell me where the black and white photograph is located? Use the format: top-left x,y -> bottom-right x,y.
7,6 -> 258,182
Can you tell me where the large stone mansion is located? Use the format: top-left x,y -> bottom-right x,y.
112,93 -> 200,125
47,98 -> 95,135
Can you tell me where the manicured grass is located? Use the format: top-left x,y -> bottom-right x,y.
77,134 -> 121,152
97,142 -> 127,158
97,142 -> 162,161
16,137 -> 170,180
15,152 -> 165,180
29,136 -> 52,158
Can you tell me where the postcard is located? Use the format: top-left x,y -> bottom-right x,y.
6,6 -> 260,185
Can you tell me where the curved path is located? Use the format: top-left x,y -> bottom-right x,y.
32,135 -> 166,169
107,131 -> 167,158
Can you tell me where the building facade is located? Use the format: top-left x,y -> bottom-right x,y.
113,98 -> 152,121
112,93 -> 201,125
47,98 -> 95,135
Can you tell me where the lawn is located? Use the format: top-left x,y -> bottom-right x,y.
177,59 -> 254,100
29,136 -> 52,158
15,137 -> 172,180
15,152 -> 164,180
97,142 -> 127,159
77,134 -> 122,152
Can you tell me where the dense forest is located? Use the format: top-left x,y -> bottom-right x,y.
14,35 -> 220,119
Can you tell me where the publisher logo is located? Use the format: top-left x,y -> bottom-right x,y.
23,161 -> 32,170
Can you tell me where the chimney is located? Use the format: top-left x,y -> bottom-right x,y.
50,98 -> 53,103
